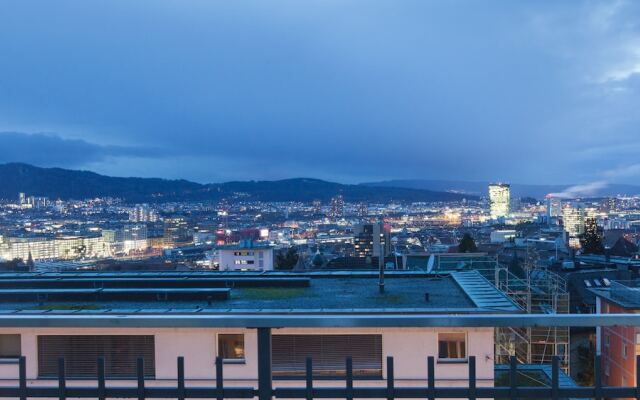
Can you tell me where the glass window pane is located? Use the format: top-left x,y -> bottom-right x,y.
0,334 -> 21,358
218,334 -> 245,360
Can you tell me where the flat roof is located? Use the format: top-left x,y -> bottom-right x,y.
0,271 -> 521,317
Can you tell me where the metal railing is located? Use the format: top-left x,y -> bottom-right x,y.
0,353 -> 636,400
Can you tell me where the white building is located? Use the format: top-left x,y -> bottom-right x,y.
488,183 -> 510,220
218,241 -> 274,271
490,229 -> 516,244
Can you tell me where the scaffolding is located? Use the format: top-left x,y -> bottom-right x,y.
494,246 -> 570,373
426,251 -> 570,372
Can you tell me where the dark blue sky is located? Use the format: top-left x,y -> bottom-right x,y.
1,1 -> 639,184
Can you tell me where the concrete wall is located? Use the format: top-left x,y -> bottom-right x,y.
0,326 -> 494,387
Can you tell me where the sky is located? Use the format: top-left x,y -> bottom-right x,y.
1,1 -> 640,185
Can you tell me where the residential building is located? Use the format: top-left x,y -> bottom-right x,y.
0,270 -> 519,388
218,240 -> 274,271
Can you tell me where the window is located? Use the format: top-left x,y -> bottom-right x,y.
605,333 -> 610,347
0,334 -> 21,358
218,334 -> 245,363
38,335 -> 155,378
623,344 -> 628,359
438,333 -> 467,361
272,334 -> 382,378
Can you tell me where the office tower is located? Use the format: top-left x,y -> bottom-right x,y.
488,183 -> 510,219
18,193 -> 26,205
353,222 -> 390,258
546,196 -> 562,218
562,203 -> 595,248
329,195 -> 344,219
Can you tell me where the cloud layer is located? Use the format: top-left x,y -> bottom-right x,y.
0,1 -> 639,184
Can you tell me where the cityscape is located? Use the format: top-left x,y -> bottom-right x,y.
2,1 -> 640,399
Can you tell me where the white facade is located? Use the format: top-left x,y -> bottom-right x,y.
218,247 -> 274,271
0,326 -> 494,386
490,230 -> 516,244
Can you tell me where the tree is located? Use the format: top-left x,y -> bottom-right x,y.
458,233 -> 477,253
275,247 -> 299,270
575,343 -> 595,386
580,218 -> 604,255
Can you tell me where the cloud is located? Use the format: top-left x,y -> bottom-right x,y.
0,132 -> 166,168
548,181 -> 609,199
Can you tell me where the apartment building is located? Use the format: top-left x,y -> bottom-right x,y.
0,270 -> 519,387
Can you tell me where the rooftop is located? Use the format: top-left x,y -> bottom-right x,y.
0,270 -> 520,315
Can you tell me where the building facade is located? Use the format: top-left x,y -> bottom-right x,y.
488,183 -> 510,220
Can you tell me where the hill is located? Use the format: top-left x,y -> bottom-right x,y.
0,164 -> 473,203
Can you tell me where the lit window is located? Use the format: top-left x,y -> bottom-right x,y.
0,334 -> 21,358
218,334 -> 245,363
438,333 -> 467,361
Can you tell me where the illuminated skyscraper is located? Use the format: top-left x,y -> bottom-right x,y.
329,195 -> 344,219
488,183 -> 510,219
546,196 -> 562,218
562,202 -> 596,248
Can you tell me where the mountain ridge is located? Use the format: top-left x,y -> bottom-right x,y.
0,163 -> 473,203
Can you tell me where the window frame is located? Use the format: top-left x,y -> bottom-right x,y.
217,333 -> 246,364
437,332 -> 468,363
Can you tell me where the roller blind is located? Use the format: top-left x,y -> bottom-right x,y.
272,334 -> 382,378
38,335 -> 155,378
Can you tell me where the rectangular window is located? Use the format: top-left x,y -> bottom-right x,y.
605,334 -> 610,347
623,344 -> 628,359
218,334 -> 245,363
438,333 -> 467,361
38,335 -> 155,378
272,334 -> 382,378
0,334 -> 21,358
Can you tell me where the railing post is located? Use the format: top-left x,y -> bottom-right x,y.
468,356 -> 476,400
257,327 -> 272,400
427,356 -> 435,400
509,356 -> 518,400
137,357 -> 145,400
305,357 -> 313,400
97,357 -> 106,400
551,356 -> 559,400
386,356 -> 394,400
177,357 -> 185,400
58,357 -> 66,400
216,356 -> 224,400
595,354 -> 602,400
636,354 -> 640,400
18,356 -> 26,400
346,357 -> 353,400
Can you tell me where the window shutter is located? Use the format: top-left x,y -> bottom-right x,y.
38,335 -> 155,378
272,334 -> 382,378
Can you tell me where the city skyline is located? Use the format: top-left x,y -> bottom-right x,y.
1,1 -> 640,185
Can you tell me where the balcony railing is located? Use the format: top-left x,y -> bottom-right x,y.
0,353 -> 633,400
